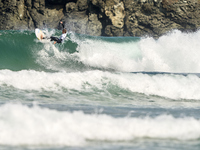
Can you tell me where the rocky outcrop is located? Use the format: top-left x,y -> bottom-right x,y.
64,0 -> 102,36
0,0 -> 65,29
123,0 -> 200,37
0,0 -> 200,37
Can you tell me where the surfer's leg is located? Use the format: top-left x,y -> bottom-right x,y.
50,36 -> 59,41
57,39 -> 62,43
40,34 -> 43,39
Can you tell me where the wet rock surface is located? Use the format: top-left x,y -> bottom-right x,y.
0,0 -> 200,37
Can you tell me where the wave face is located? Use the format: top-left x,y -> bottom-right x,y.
0,29 -> 200,150
1,30 -> 200,73
0,30 -> 200,73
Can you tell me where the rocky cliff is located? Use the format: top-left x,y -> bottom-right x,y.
0,0 -> 200,37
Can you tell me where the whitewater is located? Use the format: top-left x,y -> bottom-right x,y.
0,29 -> 200,150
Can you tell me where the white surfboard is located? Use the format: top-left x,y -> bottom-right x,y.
35,28 -> 45,40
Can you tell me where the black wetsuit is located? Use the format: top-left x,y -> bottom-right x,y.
50,37 -> 62,43
50,23 -> 66,43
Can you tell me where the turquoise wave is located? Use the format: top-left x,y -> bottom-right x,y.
0,30 -> 78,71
0,30 -> 141,72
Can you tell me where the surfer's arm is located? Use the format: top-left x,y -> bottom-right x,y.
60,21 -> 65,29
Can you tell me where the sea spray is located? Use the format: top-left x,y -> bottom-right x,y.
74,30 -> 200,72
139,30 -> 200,72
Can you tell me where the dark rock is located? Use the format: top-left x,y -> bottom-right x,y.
1,0 -> 200,37
64,11 -> 88,34
105,25 -> 124,36
77,0 -> 88,11
87,13 -> 102,36
46,0 -> 74,5
66,2 -> 77,13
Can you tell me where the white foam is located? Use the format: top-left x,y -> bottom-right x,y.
73,30 -> 200,72
0,70 -> 200,100
139,30 -> 200,73
0,103 -> 199,146
35,40 -> 75,71
76,38 -> 142,72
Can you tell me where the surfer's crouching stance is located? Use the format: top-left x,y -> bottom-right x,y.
50,21 -> 67,44
41,21 -> 67,44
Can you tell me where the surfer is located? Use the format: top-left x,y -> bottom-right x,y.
50,21 -> 67,44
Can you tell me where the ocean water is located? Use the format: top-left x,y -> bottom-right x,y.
0,29 -> 200,150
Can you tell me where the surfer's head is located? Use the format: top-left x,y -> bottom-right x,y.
62,29 -> 67,33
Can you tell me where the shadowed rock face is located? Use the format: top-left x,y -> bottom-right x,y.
0,0 -> 200,37
46,0 -> 73,5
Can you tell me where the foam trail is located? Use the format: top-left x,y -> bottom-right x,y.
1,70 -> 200,100
0,103 -> 199,146
36,41 -> 74,71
